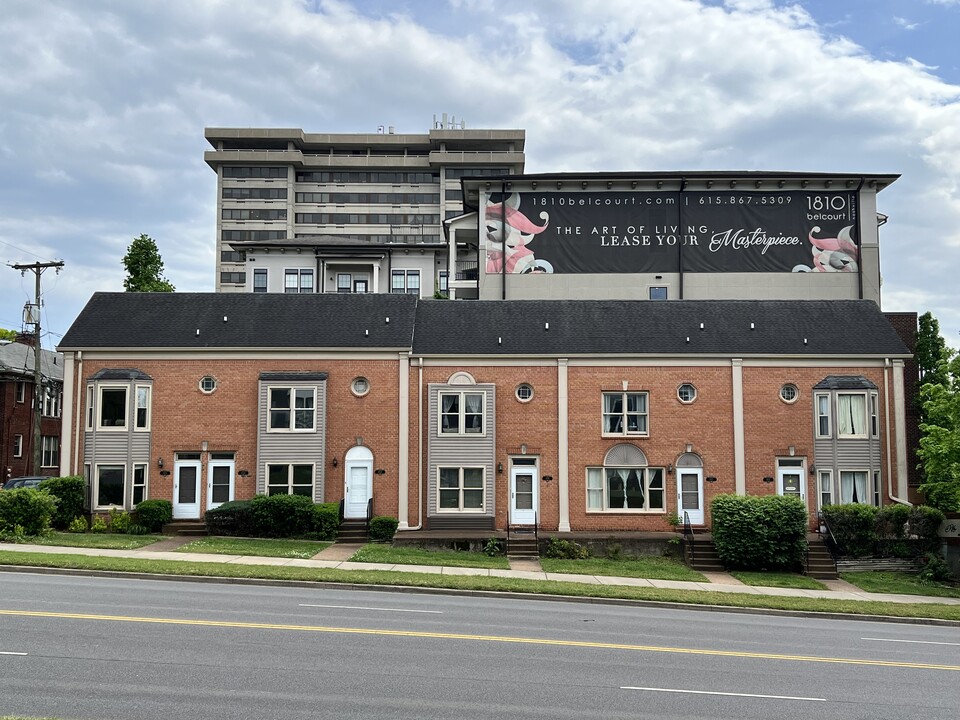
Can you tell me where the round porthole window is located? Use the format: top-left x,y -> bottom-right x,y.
677,383 -> 697,403
351,377 -> 370,397
780,383 -> 799,403
515,383 -> 534,403
199,376 -> 217,394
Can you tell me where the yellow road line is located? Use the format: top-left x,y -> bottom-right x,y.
2,609 -> 958,672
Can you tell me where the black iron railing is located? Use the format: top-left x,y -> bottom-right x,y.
455,260 -> 478,281
365,497 -> 374,535
338,498 -> 344,525
683,510 -> 694,566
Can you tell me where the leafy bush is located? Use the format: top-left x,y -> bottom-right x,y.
311,503 -> 339,541
134,499 -> 173,533
127,524 -> 151,535
483,537 -> 504,557
919,481 -> 960,513
908,505 -> 946,553
109,509 -> 132,534
544,537 -> 590,559
90,516 -> 108,533
38,476 -> 85,530
68,516 -> 88,533
0,487 -> 58,536
249,494 -> 316,538
368,516 -> 399,543
205,500 -> 255,536
918,552 -> 952,584
874,504 -> 911,557
711,494 -> 807,570
821,503 -> 878,557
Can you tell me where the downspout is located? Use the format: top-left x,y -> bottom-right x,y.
678,177 -> 687,299
73,350 -> 83,476
884,358 -> 910,505
405,356 -> 425,530
316,251 -> 322,294
855,176 -> 865,300
501,181 -> 507,300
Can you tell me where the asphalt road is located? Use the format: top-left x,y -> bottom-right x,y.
1,571 -> 959,720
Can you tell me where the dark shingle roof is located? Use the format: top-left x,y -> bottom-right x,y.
59,293 -> 418,350
90,368 -> 153,381
814,376 -> 878,390
412,300 -> 910,356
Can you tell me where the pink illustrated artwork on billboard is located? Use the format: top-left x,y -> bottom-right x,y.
792,225 -> 858,273
484,194 -> 553,274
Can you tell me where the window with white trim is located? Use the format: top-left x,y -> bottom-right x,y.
133,464 -> 148,505
818,469 -> 833,508
15,381 -> 25,403
602,392 -> 648,435
870,392 -> 879,438
135,385 -> 151,430
873,470 -> 881,506
268,387 -> 316,431
815,393 -> 830,437
41,436 -> 59,468
96,465 -> 125,507
437,270 -> 449,295
587,467 -> 665,511
13,434 -> 23,458
252,267 -> 268,293
439,392 -> 484,435
85,385 -> 94,430
199,376 -> 217,393
677,384 -> 697,403
267,463 -> 314,496
284,268 -> 314,293
837,393 -> 868,438
839,470 -> 869,504
98,387 -> 127,429
337,273 -> 352,293
437,467 -> 484,511
391,269 -> 421,295
42,385 -> 61,417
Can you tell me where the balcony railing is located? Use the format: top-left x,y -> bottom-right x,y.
455,260 -> 479,281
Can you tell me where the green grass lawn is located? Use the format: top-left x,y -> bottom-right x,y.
841,571 -> 960,598
729,571 -> 828,590
27,531 -> 163,550
2,549 -> 960,621
350,544 -> 510,569
175,537 -> 330,559
540,555 -> 706,582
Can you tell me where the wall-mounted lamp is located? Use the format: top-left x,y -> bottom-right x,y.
374,469 -> 386,475
157,457 -> 164,469
667,463 -> 674,474
706,476 -> 717,483
331,458 -> 338,468
809,464 -> 816,476
497,462 -> 503,474
762,476 -> 775,484
238,470 -> 250,477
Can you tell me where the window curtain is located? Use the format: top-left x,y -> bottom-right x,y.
441,394 -> 459,432
840,471 -> 868,503
837,394 -> 866,435
587,468 -> 603,509
606,468 -> 628,509
604,394 -> 622,433
464,393 -> 483,432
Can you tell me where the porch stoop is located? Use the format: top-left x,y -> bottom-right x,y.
336,519 -> 369,543
805,536 -> 839,579
161,520 -> 208,536
506,527 -> 540,558
684,536 -> 724,572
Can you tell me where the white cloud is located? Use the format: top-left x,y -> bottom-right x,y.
893,16 -> 920,30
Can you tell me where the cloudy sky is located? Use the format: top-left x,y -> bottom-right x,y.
2,0 -> 959,348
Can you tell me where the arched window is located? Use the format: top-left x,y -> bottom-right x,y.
586,444 -> 665,512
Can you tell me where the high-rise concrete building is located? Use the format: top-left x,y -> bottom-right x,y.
204,118 -> 524,296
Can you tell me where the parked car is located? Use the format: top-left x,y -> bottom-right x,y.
2,476 -> 49,490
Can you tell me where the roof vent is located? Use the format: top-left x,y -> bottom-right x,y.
545,322 -> 549,331
699,322 -> 704,330
223,316 -> 228,323
686,336 -> 690,343
385,317 -> 390,324
750,322 -> 755,330
365,329 -> 369,336
804,337 -> 808,345
498,336 -> 502,345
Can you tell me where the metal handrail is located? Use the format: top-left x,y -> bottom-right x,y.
366,497 -> 374,535
338,498 -> 344,525
534,511 -> 539,550
683,510 -> 694,566
817,510 -> 840,556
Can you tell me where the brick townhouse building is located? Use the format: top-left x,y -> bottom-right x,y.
56,292 -> 910,533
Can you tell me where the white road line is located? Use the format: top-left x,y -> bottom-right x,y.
621,687 -> 826,702
862,637 -> 960,647
298,603 -> 442,614
0,651 -> 28,656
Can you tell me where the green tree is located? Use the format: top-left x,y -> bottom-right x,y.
918,351 -> 960,511
122,234 -> 175,292
916,312 -> 950,387
0,328 -> 16,341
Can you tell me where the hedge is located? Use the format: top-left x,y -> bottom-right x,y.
821,503 -> 945,557
711,494 -> 808,570
134,499 -> 173,533
38,475 -> 85,530
368,516 -> 399,543
204,497 -> 339,540
0,487 -> 58,537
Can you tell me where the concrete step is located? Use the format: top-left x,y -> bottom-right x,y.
162,521 -> 208,536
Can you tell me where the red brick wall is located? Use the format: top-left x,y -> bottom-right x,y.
1,379 -> 61,479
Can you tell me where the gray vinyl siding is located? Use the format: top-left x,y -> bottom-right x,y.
813,390 -> 883,497
427,383 -> 496,518
256,379 -> 327,502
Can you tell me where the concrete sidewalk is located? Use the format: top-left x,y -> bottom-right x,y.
3,540 -> 959,606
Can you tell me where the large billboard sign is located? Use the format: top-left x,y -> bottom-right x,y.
481,190 -> 859,274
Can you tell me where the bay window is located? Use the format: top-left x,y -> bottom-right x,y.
837,393 -> 867,438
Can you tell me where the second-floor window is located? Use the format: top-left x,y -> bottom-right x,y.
391,269 -> 420,295
15,381 -> 25,403
837,393 -> 867,438
269,387 -> 316,431
13,434 -> 22,458
253,268 -> 268,293
99,387 -> 127,429
135,386 -> 151,430
41,436 -> 59,467
285,268 -> 314,293
602,392 -> 648,435
42,385 -> 62,417
439,392 -> 484,435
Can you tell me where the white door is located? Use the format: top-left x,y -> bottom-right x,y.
173,460 -> 202,519
345,464 -> 371,518
207,460 -> 234,510
510,466 -> 538,525
678,469 -> 704,525
778,465 -> 805,502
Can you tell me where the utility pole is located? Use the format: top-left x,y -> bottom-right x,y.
10,261 -> 64,474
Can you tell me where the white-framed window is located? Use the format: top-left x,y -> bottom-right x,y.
515,383 -> 534,403
41,436 -> 59,468
602,391 -> 648,436
199,376 -> 217,394
839,470 -> 869,504
439,391 -> 484,435
815,393 -> 831,437
837,393 -> 868,438
96,464 -> 125,508
267,463 -> 314,496
42,385 -> 62,417
85,385 -> 94,430
437,466 -> 485,512
677,383 -> 697,403
586,467 -> 665,512
135,385 -> 151,430
780,383 -> 799,403
391,269 -> 421,295
870,392 -> 879,438
337,273 -> 352,293
873,470 -> 881,506
13,434 -> 23,458
133,464 -> 148,505
98,386 -> 128,430
252,267 -> 268,293
437,270 -> 449,295
351,377 -> 370,397
15,381 -> 25,403
284,268 -> 314,293
818,469 -> 833,508
268,387 -> 316,431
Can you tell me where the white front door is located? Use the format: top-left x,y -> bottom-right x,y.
510,466 -> 538,525
173,460 -> 202,519
207,460 -> 234,510
345,463 -> 371,518
777,464 -> 806,502
678,469 -> 704,525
